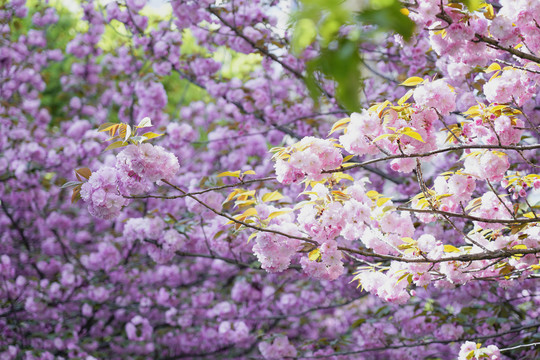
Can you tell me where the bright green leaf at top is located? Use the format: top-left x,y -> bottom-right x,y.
292,18 -> 317,53
370,0 -> 395,10
461,0 -> 483,12
294,0 -> 353,46
320,19 -> 342,44
307,38 -> 362,112
296,0 -> 414,112
356,0 -> 415,40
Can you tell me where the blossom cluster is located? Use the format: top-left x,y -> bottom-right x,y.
339,80 -> 455,174
273,137 -> 343,184
81,143 -> 179,219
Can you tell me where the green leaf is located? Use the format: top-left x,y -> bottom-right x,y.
98,122 -> 117,132
372,133 -> 396,142
247,232 -> 258,243
267,210 -> 292,220
401,128 -> 425,143
104,141 -> 127,151
462,0 -> 482,12
292,18 -> 317,53
356,1 -> 415,40
400,76 -> 424,87
485,62 -> 501,73
329,117 -> 351,135
142,132 -> 164,141
305,38 -> 362,112
308,248 -> 321,261
512,244 -> 527,250
397,89 -> 413,105
218,171 -> 241,178
443,245 -> 460,253
262,191 -> 284,202
351,318 -> 366,329
397,272 -> 410,284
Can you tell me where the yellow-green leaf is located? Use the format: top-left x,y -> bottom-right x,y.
237,190 -> 256,199
489,70 -> 501,82
485,62 -> 501,73
444,245 -> 460,253
224,189 -> 242,204
401,128 -> 425,143
372,133 -> 396,142
262,191 -> 284,202
333,172 -> 354,182
489,104 -> 507,113
436,194 -> 453,200
234,200 -> 256,207
416,198 -> 429,209
329,117 -> 351,135
104,141 -> 127,151
267,210 -> 292,220
142,132 -> 164,141
483,3 -> 495,19
293,201 -> 316,210
366,190 -> 379,198
247,232 -> 258,243
218,171 -> 241,178
229,207 -> 258,224
242,207 -> 258,217
461,150 -> 483,160
308,248 -> 320,261
397,89 -> 414,105
397,272 -> 410,284
98,122 -> 117,132
401,76 -> 424,86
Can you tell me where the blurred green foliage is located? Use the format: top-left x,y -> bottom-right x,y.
20,0 -> 264,130
292,0 -> 415,113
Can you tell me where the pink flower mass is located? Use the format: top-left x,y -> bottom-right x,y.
1,0 -> 539,359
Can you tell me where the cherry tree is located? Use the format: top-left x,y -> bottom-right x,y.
1,0 -> 539,359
